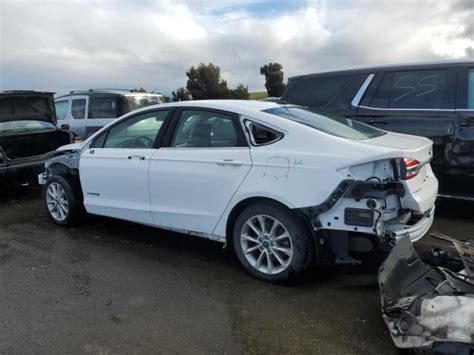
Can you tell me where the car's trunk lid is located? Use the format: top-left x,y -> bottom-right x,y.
357,132 -> 437,212
0,91 -> 57,124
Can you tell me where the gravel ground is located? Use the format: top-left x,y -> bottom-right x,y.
0,185 -> 472,354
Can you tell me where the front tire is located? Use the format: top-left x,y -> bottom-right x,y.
233,202 -> 314,282
43,175 -> 82,226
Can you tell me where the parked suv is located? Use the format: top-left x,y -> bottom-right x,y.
55,89 -> 164,140
281,61 -> 474,200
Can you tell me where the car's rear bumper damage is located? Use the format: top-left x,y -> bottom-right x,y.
385,207 -> 435,242
379,235 -> 474,353
297,179 -> 435,243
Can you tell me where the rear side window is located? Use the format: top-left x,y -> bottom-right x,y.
171,110 -> 240,148
468,68 -> 474,109
55,100 -> 69,120
89,97 -> 120,118
370,69 -> 453,109
71,99 -> 86,119
247,122 -> 283,145
285,76 -> 350,108
264,106 -> 386,140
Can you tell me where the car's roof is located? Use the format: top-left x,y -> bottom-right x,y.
0,90 -> 55,97
289,59 -> 474,81
131,99 -> 281,118
111,100 -> 284,128
158,99 -> 279,111
56,89 -> 163,99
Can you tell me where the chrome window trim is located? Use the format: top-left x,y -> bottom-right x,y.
358,105 -> 456,112
351,73 -> 375,107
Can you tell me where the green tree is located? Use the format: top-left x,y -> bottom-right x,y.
131,87 -> 147,92
172,87 -> 191,101
228,84 -> 249,100
260,63 -> 286,97
186,63 -> 229,100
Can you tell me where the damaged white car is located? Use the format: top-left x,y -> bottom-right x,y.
39,100 -> 438,282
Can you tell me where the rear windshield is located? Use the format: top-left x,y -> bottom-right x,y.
263,106 -> 386,140
0,120 -> 56,135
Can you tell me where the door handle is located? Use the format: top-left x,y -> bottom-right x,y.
60,124 -> 70,130
217,159 -> 242,166
368,120 -> 388,125
128,155 -> 146,160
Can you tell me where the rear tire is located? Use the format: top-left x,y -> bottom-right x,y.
232,202 -> 314,283
43,175 -> 82,226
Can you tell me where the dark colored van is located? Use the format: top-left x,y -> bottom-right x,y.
281,61 -> 474,200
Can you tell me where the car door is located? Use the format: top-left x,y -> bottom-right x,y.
450,64 -> 474,194
79,109 -> 171,225
54,98 -> 70,130
356,67 -> 457,170
69,95 -> 89,139
149,108 -> 252,235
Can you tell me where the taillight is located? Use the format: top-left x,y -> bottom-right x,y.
401,158 -> 421,180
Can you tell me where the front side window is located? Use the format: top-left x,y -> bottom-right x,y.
102,110 -> 169,149
71,99 -> 86,119
55,100 -> 69,121
171,110 -> 238,148
370,69 -> 452,109
89,97 -> 120,118
264,106 -> 386,140
468,68 -> 474,109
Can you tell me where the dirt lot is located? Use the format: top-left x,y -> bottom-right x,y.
0,185 -> 472,354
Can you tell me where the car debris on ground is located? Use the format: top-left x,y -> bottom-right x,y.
379,232 -> 474,354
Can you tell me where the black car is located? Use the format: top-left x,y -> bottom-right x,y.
0,91 -> 71,183
281,60 -> 474,200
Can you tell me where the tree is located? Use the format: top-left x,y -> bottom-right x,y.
186,63 -> 229,100
260,63 -> 286,97
131,87 -> 147,92
172,87 -> 191,101
161,95 -> 171,103
228,84 -> 249,100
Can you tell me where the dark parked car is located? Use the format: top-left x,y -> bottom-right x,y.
0,91 -> 71,183
281,60 -> 474,200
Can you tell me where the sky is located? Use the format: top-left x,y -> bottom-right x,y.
0,0 -> 473,96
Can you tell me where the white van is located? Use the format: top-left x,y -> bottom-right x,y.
54,89 -> 164,140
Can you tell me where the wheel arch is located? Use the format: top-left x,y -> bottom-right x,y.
224,196 -> 316,255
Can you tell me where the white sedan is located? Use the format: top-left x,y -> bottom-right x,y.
39,100 -> 438,282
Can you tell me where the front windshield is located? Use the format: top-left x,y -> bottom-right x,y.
263,106 -> 386,140
124,95 -> 162,113
0,120 -> 56,135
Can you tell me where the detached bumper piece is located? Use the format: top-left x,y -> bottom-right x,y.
385,207 -> 435,243
379,236 -> 474,354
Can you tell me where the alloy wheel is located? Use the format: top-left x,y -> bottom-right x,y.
46,182 -> 69,222
240,214 -> 294,275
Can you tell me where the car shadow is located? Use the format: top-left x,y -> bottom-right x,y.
0,183 -> 41,203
